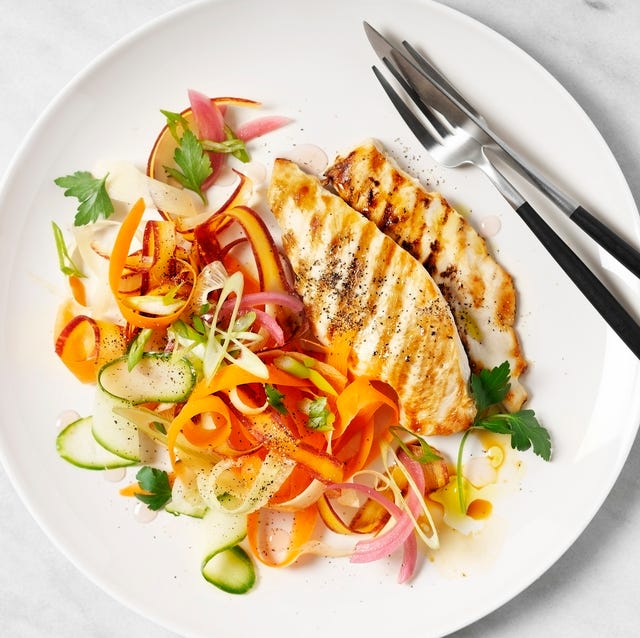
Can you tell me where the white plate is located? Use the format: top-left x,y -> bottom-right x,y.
1,1 -> 639,636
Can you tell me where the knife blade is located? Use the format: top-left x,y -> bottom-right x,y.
363,21 -> 640,279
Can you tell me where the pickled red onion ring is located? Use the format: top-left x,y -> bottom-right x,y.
327,452 -> 427,582
350,512 -> 414,563
398,530 -> 418,584
245,308 -> 284,346
325,482 -> 408,563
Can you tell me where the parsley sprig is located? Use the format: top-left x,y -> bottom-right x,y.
160,110 -> 250,205
457,361 -> 552,512
471,361 -> 551,459
54,171 -> 114,226
134,466 -> 172,511
164,128 -> 213,205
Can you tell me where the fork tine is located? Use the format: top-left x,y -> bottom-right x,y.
372,65 -> 441,151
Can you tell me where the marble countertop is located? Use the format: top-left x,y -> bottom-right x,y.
1,1 -> 639,636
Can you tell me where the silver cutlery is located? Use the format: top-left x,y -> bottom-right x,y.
364,21 -> 640,279
364,24 -> 640,359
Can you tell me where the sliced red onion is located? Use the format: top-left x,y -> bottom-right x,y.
398,450 -> 426,495
222,290 -> 304,313
235,115 -> 293,142
188,89 -> 226,189
350,513 -> 414,563
249,308 -> 285,346
327,454 -> 428,583
326,482 -> 405,519
326,482 -> 410,563
398,529 -> 418,584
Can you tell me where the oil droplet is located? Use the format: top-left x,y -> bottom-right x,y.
431,477 -> 483,535
480,215 -> 501,237
478,431 -> 509,454
467,498 -> 493,520
281,144 -> 328,175
134,502 -> 158,524
55,410 -> 81,430
103,467 -> 127,483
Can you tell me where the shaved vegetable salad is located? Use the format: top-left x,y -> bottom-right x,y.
52,89 -> 550,594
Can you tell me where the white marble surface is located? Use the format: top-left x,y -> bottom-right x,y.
1,0 -> 640,636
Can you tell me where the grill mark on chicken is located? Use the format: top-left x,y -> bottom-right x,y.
324,140 -> 528,411
268,158 -> 477,435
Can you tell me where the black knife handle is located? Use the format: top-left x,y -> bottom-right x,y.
570,205 -> 640,278
516,201 -> 640,359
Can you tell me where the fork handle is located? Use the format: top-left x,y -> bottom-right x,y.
569,205 -> 640,278
516,201 -> 640,359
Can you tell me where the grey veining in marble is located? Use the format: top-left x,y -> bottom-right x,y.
1,1 -> 639,636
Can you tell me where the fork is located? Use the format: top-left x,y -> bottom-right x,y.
364,21 -> 640,280
372,62 -> 640,360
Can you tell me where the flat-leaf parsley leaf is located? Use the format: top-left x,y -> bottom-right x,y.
476,410 -> 551,460
469,361 -> 551,461
470,360 -> 510,412
54,171 -> 114,226
456,361 -> 552,512
164,128 -> 212,204
135,466 -> 172,511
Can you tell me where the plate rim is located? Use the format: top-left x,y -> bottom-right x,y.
1,1 -> 639,636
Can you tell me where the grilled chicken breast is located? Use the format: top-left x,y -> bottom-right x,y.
268,158 -> 476,435
324,140 -> 527,412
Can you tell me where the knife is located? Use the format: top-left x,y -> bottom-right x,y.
363,21 -> 640,279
